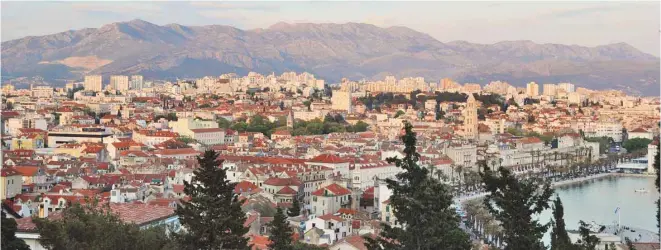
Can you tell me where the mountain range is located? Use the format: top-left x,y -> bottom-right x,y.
2,19 -> 659,94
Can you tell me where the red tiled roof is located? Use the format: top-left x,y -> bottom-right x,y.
519,137 -> 542,144
1,168 -> 21,177
172,184 -> 185,193
337,208 -> 357,215
276,186 -> 297,195
317,213 -> 345,222
340,234 -> 369,250
630,127 -> 648,133
248,234 -> 271,250
13,166 -> 40,176
110,203 -> 175,226
263,177 -> 301,186
311,183 -> 351,196
309,154 -> 348,164
234,181 -> 260,194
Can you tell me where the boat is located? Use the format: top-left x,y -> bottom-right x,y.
634,188 -> 648,193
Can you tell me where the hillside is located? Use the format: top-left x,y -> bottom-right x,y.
1,19 -> 658,94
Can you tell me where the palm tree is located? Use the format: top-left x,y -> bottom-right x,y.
455,165 -> 465,196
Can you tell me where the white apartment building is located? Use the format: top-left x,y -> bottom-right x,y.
349,162 -> 403,190
445,144 -> 478,171
110,75 -> 129,92
526,82 -> 539,97
574,121 -> 623,142
84,75 -> 103,92
130,75 -> 144,90
558,82 -> 575,93
31,86 -> 54,98
568,92 -> 584,105
304,214 -> 351,245
543,84 -> 557,96
170,117 -> 218,138
310,183 -> 351,216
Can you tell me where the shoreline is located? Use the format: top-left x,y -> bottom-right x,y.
456,172 -> 655,203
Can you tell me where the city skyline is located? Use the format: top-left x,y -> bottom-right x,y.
1,1 -> 659,56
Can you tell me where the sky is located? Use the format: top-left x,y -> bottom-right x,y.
2,1 -> 659,56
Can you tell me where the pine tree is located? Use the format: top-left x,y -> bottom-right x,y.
550,197 -> 572,250
480,165 -> 554,250
287,196 -> 301,217
575,220 -> 600,250
175,150 -> 249,250
268,207 -> 294,250
364,121 -> 471,250
1,211 -> 30,250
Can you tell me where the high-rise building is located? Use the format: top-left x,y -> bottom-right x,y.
543,84 -> 557,96
558,82 -> 575,93
463,94 -> 478,140
110,75 -> 129,92
130,75 -> 144,90
84,75 -> 102,92
526,82 -> 539,97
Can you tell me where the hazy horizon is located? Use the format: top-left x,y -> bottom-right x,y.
2,1 -> 659,56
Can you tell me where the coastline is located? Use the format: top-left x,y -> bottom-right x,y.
456,172 -> 654,203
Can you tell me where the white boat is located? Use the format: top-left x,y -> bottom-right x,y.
634,188 -> 648,193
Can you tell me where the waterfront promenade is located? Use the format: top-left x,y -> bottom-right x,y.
454,172 -> 653,203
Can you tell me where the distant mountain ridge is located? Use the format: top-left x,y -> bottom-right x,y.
2,19 -> 659,94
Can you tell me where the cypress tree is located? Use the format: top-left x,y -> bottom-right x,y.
1,211 -> 30,250
480,166 -> 554,250
364,121 -> 471,250
550,197 -> 572,250
175,150 -> 249,250
268,207 -> 294,250
287,197 -> 301,217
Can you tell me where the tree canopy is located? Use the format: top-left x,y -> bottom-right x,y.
480,166 -> 553,250
1,211 -> 30,250
34,201 -> 176,250
267,207 -> 294,250
364,121 -> 471,250
175,150 -> 249,250
622,138 -> 652,153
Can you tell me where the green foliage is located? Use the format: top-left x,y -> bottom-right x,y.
198,103 -> 211,108
303,100 -> 311,111
364,122 -> 471,250
550,197 -> 572,250
217,117 -> 232,129
575,220 -> 600,250
175,150 -> 249,250
34,202 -> 176,250
480,166 -> 553,250
291,116 -> 358,136
1,211 -> 30,250
394,110 -> 405,118
267,207 -> 294,250
506,127 -> 524,136
352,121 -> 369,132
287,197 -> 301,217
177,136 -> 196,144
622,138 -> 652,153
